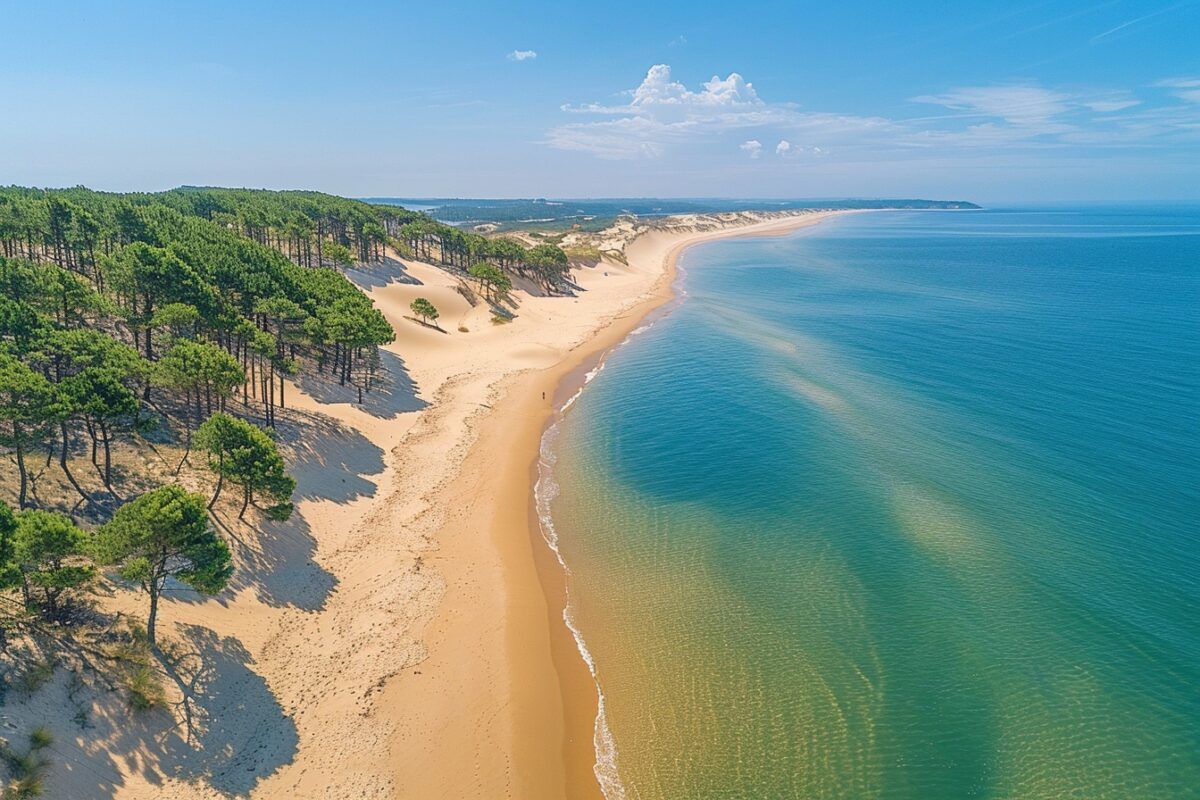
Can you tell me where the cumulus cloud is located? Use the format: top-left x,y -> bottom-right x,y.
740,140 -> 763,158
508,49 -> 537,62
776,139 -> 826,158
562,64 -> 763,115
547,64 -> 891,159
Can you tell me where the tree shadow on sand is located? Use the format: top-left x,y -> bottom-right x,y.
187,406 -> 385,611
202,506 -> 334,612
279,407 -> 387,504
343,255 -> 423,290
171,404 -> 384,612
293,349 -> 426,419
43,625 -> 296,798
151,625 -> 298,796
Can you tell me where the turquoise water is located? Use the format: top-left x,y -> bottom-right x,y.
541,208 -> 1200,799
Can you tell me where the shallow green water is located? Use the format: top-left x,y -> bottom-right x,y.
540,208 -> 1200,799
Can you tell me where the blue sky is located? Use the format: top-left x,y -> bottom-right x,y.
3,0 -> 1199,201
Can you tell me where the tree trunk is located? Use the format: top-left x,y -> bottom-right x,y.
239,485 -> 251,520
100,422 -> 117,497
209,454 -> 224,510
14,431 -> 28,509
144,298 -> 154,361
86,419 -> 99,466
146,579 -> 160,645
59,421 -> 92,506
44,585 -> 58,619
261,365 -> 269,423
176,405 -> 193,475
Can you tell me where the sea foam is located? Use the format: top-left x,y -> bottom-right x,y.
536,421 -> 627,799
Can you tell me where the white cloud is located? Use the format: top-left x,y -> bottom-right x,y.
508,49 -> 537,62
545,66 -> 1200,163
1080,97 -> 1142,113
776,139 -> 826,158
546,116 -> 679,159
912,86 -> 1072,129
1156,77 -> 1200,104
907,83 -> 1200,149
564,64 -> 763,114
548,64 -> 890,159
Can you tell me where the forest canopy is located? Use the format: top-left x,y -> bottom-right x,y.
0,183 -> 572,518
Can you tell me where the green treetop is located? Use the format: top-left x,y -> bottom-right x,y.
33,328 -> 147,499
92,485 -> 232,645
468,263 -> 511,303
195,411 -> 294,521
12,509 -> 94,619
0,354 -> 60,508
155,339 -> 246,469
149,302 -> 202,344
409,297 -> 439,326
528,243 -> 571,290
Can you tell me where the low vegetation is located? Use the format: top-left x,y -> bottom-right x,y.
0,726 -> 53,799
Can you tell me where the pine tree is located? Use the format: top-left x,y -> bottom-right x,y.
0,354 -> 59,508
93,485 -> 232,645
12,509 -> 93,618
409,297 -> 439,327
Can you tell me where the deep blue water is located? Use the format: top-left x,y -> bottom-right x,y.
547,207 -> 1200,799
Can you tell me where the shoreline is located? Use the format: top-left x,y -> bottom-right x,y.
538,211 -> 850,797
389,210 -> 846,798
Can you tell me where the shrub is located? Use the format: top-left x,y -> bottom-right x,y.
124,665 -> 166,711
27,729 -> 51,751
0,728 -> 53,799
14,659 -> 54,695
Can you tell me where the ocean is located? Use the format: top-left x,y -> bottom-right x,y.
537,207 -> 1200,799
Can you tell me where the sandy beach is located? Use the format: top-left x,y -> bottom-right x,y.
372,210 -> 843,799
7,210 -> 840,798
